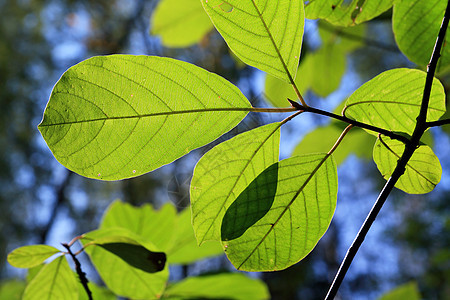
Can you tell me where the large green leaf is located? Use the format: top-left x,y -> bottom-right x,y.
162,273 -> 269,300
86,235 -> 166,273
202,0 -> 304,82
38,55 -> 251,180
378,282 -> 421,300
344,68 -> 446,136
101,201 -> 177,251
393,0 -> 450,69
264,55 -> 313,107
305,0 -> 394,26
78,282 -> 116,300
151,0 -> 213,47
167,208 -> 223,264
191,123 -> 281,244
7,245 -> 60,268
82,228 -> 168,299
23,256 -> 78,300
292,123 -> 375,165
222,154 -> 337,271
373,136 -> 442,194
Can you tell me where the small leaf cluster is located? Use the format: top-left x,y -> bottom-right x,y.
8,201 -> 269,299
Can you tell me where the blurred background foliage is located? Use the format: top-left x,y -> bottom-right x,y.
0,0 -> 448,299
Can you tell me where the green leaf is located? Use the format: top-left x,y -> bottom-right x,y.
101,201 -> 177,251
292,124 -> 375,165
202,0 -> 304,82
162,273 -> 269,300
344,68 -> 446,135
373,136 -> 442,194
318,21 -> 367,52
87,235 -> 166,273
310,43 -> 346,97
0,280 -> 25,300
167,208 -> 223,264
26,265 -> 43,283
82,228 -> 168,299
393,0 -> 450,70
378,282 -> 421,300
38,55 -> 250,180
222,154 -> 337,271
264,55 -> 313,107
191,123 -> 281,244
7,245 -> 60,268
305,0 -> 394,26
23,256 -> 78,300
151,0 -> 214,47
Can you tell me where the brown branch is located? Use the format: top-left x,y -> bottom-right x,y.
62,242 -> 92,300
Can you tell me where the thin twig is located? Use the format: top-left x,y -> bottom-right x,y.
287,99 -> 410,144
426,118 -> 450,127
325,2 -> 450,299
62,242 -> 92,300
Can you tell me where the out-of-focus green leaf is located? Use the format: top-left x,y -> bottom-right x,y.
305,0 -> 394,26
38,55 -> 250,180
344,68 -> 446,135
82,228 -> 168,299
393,0 -> 450,70
101,201 -> 177,251
191,123 -> 280,244
373,136 -> 442,194
7,245 -> 60,268
151,0 -> 213,47
222,154 -> 337,271
378,282 -> 421,300
162,273 -> 270,300
202,0 -> 304,82
292,124 -> 375,165
0,280 -> 25,300
264,55 -> 313,107
310,43 -> 346,97
319,21 -> 367,52
23,256 -> 78,300
167,208 -> 223,264
87,235 -> 166,273
26,265 -> 43,283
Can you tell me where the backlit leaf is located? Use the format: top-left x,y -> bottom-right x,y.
202,0 -> 304,82
7,245 -> 60,268
167,208 -> 223,264
305,0 -> 394,26
151,0 -> 213,47
87,235 -> 166,273
344,68 -> 446,135
162,273 -> 269,300
101,201 -> 177,251
191,123 -> 281,244
373,136 -> 442,194
222,154 -> 337,271
38,55 -> 250,180
82,228 -> 168,299
0,280 -> 25,300
23,256 -> 78,300
393,0 -> 450,69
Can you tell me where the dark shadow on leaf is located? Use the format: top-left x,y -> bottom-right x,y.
98,243 -> 166,273
221,162 -> 279,241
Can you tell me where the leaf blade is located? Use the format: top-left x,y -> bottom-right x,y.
191,123 -> 281,244
39,55 -> 251,180
7,245 -> 61,269
222,154 -> 338,271
202,0 -> 304,81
